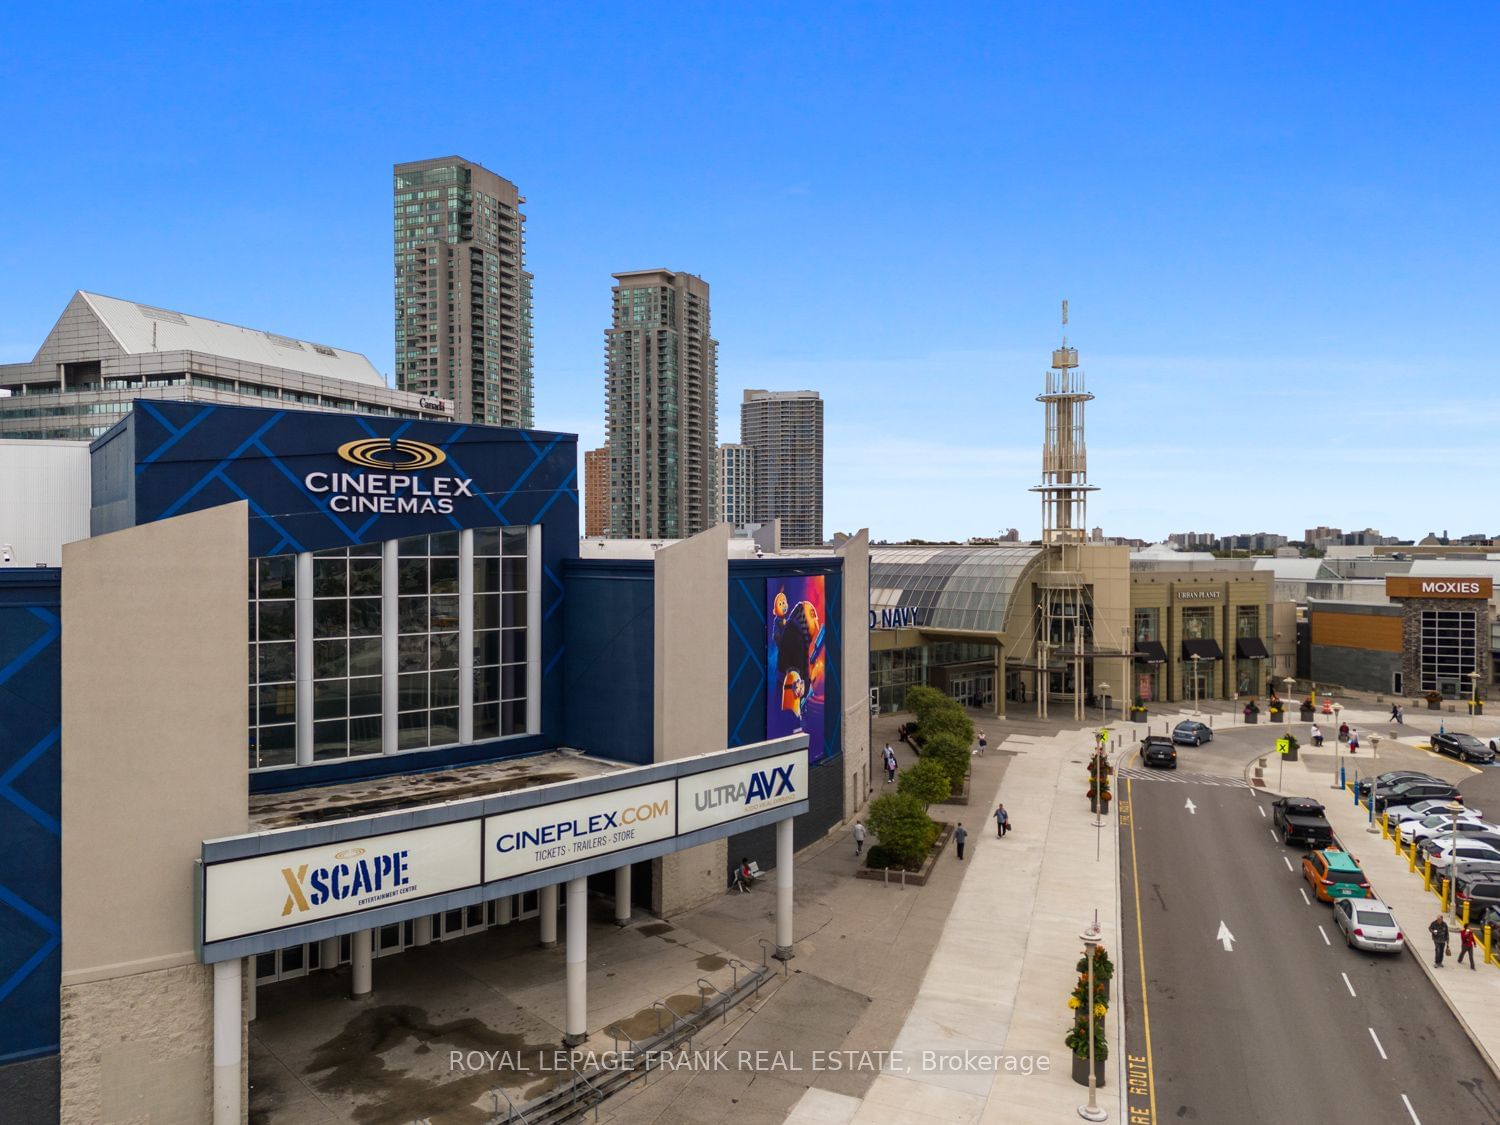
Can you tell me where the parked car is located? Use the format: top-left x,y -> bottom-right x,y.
1358,770 -> 1443,798
1141,736 -> 1177,769
1172,720 -> 1214,746
1452,871 -> 1500,920
1303,848 -> 1372,904
1385,798 -> 1483,828
1431,731 -> 1497,764
1419,837 -> 1500,871
1331,896 -> 1404,953
1270,797 -> 1334,847
1399,815 -> 1499,846
1373,780 -> 1462,812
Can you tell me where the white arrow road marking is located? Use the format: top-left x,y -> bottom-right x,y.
1186,798 -> 1197,814
1217,921 -> 1235,951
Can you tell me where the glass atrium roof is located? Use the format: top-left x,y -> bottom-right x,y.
870,546 -> 1042,633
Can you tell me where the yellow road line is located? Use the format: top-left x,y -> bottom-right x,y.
1127,775 -> 1158,1123
1410,742 -> 1483,775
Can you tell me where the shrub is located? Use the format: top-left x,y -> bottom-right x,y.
865,844 -> 920,871
898,758 -> 952,809
922,706 -> 975,747
922,730 -> 972,790
866,793 -> 938,867
903,685 -> 949,725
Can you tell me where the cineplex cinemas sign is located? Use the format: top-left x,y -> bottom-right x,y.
202,745 -> 807,947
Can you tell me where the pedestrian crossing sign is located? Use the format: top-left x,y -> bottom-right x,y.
1276,737 -> 1292,756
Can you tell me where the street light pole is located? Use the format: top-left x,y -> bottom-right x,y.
1469,670 -> 1480,732
1367,734 -> 1382,832
1099,682 -> 1110,726
1078,919 -> 1108,1122
1447,798 -> 1466,916
1331,701 -> 1343,790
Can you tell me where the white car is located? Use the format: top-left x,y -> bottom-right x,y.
1420,838 -> 1500,871
1385,800 -> 1483,829
1401,816 -> 1499,845
1332,896 -> 1404,953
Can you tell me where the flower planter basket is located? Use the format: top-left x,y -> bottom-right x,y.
1243,712 -> 1258,724
1429,700 -> 1442,711
1089,797 -> 1111,815
1269,710 -> 1283,723
1071,1053 -> 1107,1087
1300,706 -> 1316,721
1129,710 -> 1147,724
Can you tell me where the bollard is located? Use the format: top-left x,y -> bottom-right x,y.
1380,819 -> 1389,841
1441,877 -> 1451,912
883,867 -> 889,889
1485,924 -> 1494,966
900,868 -> 906,890
1462,899 -> 1471,927
1422,860 -> 1433,892
1408,845 -> 1418,873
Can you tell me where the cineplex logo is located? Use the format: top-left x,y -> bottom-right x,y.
302,437 -> 476,515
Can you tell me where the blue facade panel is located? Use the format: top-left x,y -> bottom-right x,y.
561,561 -> 655,765
0,571 -> 62,1068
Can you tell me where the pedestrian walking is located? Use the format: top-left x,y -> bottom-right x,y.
884,746 -> 898,784
1430,915 -> 1450,967
853,820 -> 866,856
1459,923 -> 1478,969
1349,728 -> 1360,754
1396,705 -> 1404,725
994,803 -> 1009,838
954,822 -> 968,860
976,729 -> 987,756
1390,703 -> 1400,722
1310,722 -> 1323,748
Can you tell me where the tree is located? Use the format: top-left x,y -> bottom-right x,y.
898,758 -> 952,810
903,685 -> 949,725
866,793 -> 938,867
921,706 -> 975,747
922,730 -> 972,791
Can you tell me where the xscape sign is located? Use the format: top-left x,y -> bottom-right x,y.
201,746 -> 809,949
202,820 -> 481,943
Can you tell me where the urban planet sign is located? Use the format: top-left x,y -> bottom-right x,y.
1175,589 -> 1223,601
302,437 -> 475,515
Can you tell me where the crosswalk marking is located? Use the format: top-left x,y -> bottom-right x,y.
1117,767 -> 1249,788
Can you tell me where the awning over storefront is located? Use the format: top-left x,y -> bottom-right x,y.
1182,638 -> 1223,661
1235,637 -> 1270,660
1134,640 -> 1169,665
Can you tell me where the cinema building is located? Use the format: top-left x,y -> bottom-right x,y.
0,400 -> 868,1123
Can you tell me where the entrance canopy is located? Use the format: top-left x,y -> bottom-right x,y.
1182,638 -> 1224,661
198,736 -> 808,963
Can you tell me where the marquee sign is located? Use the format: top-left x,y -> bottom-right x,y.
1385,576 -> 1493,600
677,749 -> 807,834
484,780 -> 676,882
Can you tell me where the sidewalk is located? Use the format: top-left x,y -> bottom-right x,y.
1260,705 -> 1500,1080
784,722 -> 1125,1124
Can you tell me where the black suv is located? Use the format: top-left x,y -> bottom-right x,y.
1141,736 -> 1177,769
1373,779 -> 1462,812
1432,731 -> 1497,764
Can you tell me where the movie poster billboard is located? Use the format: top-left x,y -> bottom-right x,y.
766,575 -> 827,761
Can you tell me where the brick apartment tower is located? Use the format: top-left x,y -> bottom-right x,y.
740,388 -> 824,547
394,157 -> 534,427
605,270 -> 718,539
584,446 -> 609,537
717,443 -> 755,528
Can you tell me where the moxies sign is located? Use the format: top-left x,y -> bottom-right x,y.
484,780 -> 676,882
202,820 -> 481,943
1385,576 -> 1493,600
677,749 -> 807,834
303,437 -> 475,516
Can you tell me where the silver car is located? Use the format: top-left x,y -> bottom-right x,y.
1385,799 -> 1483,829
1332,896 -> 1404,953
1402,816 -> 1500,845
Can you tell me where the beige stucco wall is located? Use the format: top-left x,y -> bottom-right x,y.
1079,545 -> 1132,711
837,530 -> 871,817
1130,568 -> 1273,701
60,502 -> 250,1123
652,524 -> 730,915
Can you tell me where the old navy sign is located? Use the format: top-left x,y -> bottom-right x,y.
202,820 -> 481,944
484,780 -> 676,882
677,749 -> 808,834
869,606 -> 923,629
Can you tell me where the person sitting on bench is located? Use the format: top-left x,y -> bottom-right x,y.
731,857 -> 755,893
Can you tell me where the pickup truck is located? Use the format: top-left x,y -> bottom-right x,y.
1271,797 -> 1334,847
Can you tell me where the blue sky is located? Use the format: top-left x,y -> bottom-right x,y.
2,4 -> 1495,542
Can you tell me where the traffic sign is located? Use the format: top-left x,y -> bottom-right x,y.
1276,738 -> 1292,756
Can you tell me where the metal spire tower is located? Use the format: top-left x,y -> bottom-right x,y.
1029,301 -> 1099,719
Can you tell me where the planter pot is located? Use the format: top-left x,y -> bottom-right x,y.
1089,797 -> 1112,815
1071,1053 -> 1107,1087
1472,704 -> 1485,716
1269,711 -> 1284,723
1429,701 -> 1442,711
1129,711 -> 1147,724
1243,712 -> 1258,724
1300,707 -> 1315,721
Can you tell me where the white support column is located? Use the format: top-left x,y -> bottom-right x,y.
564,877 -> 587,1046
319,936 -> 339,970
382,539 -> 399,755
351,928 -> 372,997
539,883 -> 558,947
498,895 -> 513,926
526,524 -> 542,734
414,914 -> 433,946
614,864 -> 632,927
294,552 -> 314,765
459,529 -> 475,743
775,818 -> 795,961
212,958 -> 242,1125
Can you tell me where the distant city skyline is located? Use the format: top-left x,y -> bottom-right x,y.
2,6 -> 1495,541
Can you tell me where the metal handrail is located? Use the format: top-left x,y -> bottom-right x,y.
696,977 -> 730,1024
724,956 -> 752,991
605,1021 -> 642,1055
489,1085 -> 532,1124
564,1054 -> 604,1122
